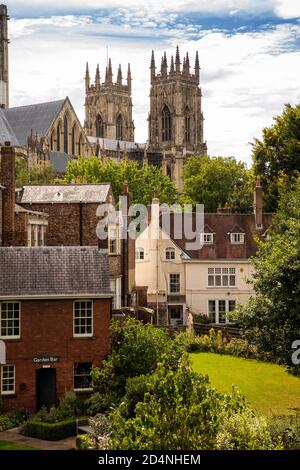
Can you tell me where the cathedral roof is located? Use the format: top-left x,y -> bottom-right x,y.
3,99 -> 65,146
0,109 -> 20,146
0,246 -> 112,298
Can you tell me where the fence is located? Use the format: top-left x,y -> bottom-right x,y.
193,323 -> 242,339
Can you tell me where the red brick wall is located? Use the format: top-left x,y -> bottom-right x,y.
2,297 -> 111,412
1,145 -> 15,246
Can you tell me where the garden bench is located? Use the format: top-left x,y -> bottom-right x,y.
76,418 -> 92,435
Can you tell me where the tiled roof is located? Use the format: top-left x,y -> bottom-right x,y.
0,109 -> 20,146
3,99 -> 65,146
49,151 -> 73,174
0,246 -> 111,297
19,183 -> 111,204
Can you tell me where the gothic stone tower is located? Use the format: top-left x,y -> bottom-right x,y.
84,59 -> 134,142
0,4 -> 9,109
148,47 -> 207,190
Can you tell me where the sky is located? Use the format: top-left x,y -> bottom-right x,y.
6,0 -> 300,165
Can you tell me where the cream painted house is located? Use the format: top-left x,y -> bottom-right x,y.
135,181 -> 273,326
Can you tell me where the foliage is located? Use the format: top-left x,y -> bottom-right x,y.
182,155 -> 253,213
34,391 -> 86,423
268,414 -> 300,450
90,318 -> 178,412
15,159 -> 56,187
64,157 -> 177,205
76,433 -> 94,450
216,409 -> 280,450
21,418 -> 76,440
110,354 -> 276,450
0,411 -> 23,431
235,177 -> 300,372
118,374 -> 155,419
88,414 -> 111,450
252,102 -> 300,211
0,440 -> 38,450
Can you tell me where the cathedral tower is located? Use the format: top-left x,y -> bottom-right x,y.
148,47 -> 206,155
84,59 -> 134,142
0,4 -> 9,109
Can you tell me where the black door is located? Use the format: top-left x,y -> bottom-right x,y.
36,368 -> 56,411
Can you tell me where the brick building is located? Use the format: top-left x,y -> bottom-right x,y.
0,246 -> 112,412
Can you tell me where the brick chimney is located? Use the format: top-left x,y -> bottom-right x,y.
121,180 -> 135,307
254,178 -> 263,228
1,142 -> 15,246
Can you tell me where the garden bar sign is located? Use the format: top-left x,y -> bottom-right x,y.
32,356 -> 59,364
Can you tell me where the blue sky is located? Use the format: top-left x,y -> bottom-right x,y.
7,0 -> 300,164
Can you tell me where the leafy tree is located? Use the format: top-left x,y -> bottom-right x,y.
252,103 -> 300,211
65,157 -> 177,205
15,159 -> 56,187
235,176 -> 300,372
110,355 -> 275,450
182,155 -> 253,213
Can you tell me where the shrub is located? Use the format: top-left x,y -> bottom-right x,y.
21,418 -> 76,440
120,374 -> 154,418
0,411 -> 23,431
34,391 -> 86,423
268,415 -> 300,450
76,434 -> 94,450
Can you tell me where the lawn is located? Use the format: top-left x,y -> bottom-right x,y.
190,352 -> 300,416
0,440 -> 38,450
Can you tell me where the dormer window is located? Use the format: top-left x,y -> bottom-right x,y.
200,233 -> 214,244
230,233 -> 245,245
165,247 -> 175,260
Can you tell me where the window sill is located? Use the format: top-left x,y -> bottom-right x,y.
73,335 -> 95,339
74,388 -> 93,393
206,286 -> 237,289
0,337 -> 21,341
1,392 -> 16,397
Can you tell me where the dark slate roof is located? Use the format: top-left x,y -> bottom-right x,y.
49,151 -> 73,174
3,99 -> 65,146
0,109 -> 20,146
19,183 -> 111,204
0,247 -> 112,297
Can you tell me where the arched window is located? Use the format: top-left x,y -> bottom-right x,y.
96,114 -> 104,138
162,105 -> 171,142
136,247 -> 145,260
64,115 -> 68,154
50,131 -> 54,151
56,124 -> 61,151
116,114 -> 123,141
165,247 -> 175,260
78,134 -> 82,156
72,124 -> 76,155
185,107 -> 190,143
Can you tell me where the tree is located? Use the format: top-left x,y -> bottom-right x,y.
65,157 -> 177,205
15,159 -> 56,187
252,103 -> 300,211
110,355 -> 275,450
182,155 -> 253,213
235,176 -> 300,372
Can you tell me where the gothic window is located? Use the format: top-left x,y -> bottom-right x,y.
78,135 -> 82,155
56,124 -> 61,151
64,115 -> 68,154
162,105 -> 172,142
185,107 -> 191,143
116,114 -> 123,141
96,114 -> 104,138
72,124 -> 76,155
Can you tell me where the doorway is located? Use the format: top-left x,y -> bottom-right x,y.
36,368 -> 56,411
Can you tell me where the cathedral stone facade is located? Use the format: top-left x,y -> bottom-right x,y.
0,4 -> 9,109
84,59 -> 134,142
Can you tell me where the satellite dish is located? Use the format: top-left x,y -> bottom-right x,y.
0,340 -> 6,364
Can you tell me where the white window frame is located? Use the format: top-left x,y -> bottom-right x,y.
0,302 -> 21,339
169,273 -> 180,294
230,233 -> 245,244
165,247 -> 175,260
208,299 -> 236,324
73,362 -> 93,392
108,225 -> 120,255
73,300 -> 93,337
207,267 -> 236,287
136,247 -> 145,260
200,233 -> 214,244
110,277 -> 121,310
1,365 -> 15,395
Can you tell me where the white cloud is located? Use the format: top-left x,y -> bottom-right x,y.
7,12 -> 300,165
274,0 -> 300,19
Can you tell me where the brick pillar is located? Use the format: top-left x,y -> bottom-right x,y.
1,142 -> 15,245
254,179 -> 263,228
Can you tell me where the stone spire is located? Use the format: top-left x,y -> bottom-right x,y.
85,62 -> 90,93
117,64 -> 122,85
95,63 -> 100,89
195,50 -> 200,83
127,63 -> 132,93
106,58 -> 113,84
161,51 -> 167,77
175,45 -> 180,74
150,50 -> 156,82
170,55 -> 175,75
185,52 -> 190,76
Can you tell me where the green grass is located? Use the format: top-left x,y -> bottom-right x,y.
190,352 -> 300,416
0,440 -> 38,450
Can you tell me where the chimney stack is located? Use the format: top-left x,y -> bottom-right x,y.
254,179 -> 263,228
1,142 -> 15,246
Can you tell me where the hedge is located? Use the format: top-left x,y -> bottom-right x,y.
21,418 -> 76,441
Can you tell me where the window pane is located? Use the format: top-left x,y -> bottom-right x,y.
74,362 -> 92,390
230,275 -> 236,286
208,301 -> 216,322
73,301 -> 93,336
218,300 -> 226,323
